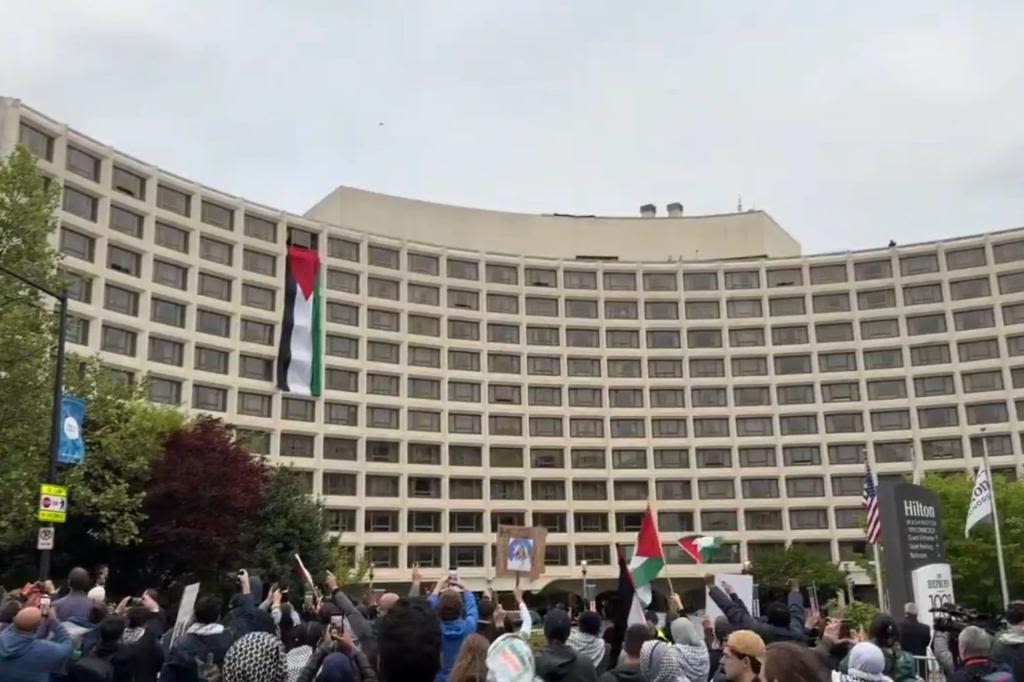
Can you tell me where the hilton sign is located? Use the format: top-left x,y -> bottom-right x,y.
877,482 -> 954,627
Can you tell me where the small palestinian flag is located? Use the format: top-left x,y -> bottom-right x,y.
277,246 -> 322,396
678,535 -> 723,563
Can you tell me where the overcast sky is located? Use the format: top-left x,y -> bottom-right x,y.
4,1 -> 1024,254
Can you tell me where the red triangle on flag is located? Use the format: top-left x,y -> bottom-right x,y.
677,535 -> 703,564
288,246 -> 320,299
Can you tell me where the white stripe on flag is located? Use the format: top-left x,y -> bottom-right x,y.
286,290 -> 314,395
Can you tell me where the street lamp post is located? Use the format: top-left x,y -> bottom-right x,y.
580,559 -> 588,611
0,264 -> 68,580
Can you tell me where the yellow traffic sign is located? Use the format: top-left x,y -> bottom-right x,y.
38,483 -> 68,524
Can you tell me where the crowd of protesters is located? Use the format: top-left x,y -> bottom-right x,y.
0,563 -> 1020,682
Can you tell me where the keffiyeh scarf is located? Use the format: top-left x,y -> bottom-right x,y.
641,640 -> 686,682
567,629 -> 606,668
223,631 -> 286,682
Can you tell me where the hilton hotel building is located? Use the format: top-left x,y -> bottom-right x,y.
3,97 -> 1023,594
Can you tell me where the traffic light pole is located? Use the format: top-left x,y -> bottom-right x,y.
0,264 -> 67,580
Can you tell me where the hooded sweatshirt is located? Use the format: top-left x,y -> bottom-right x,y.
0,619 -> 74,682
992,624 -> 1024,682
429,590 -> 479,682
535,642 -> 598,682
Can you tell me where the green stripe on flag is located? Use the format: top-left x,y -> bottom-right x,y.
310,268 -> 323,397
630,556 -> 664,587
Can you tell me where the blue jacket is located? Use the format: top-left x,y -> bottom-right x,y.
429,591 -> 479,682
0,619 -> 73,682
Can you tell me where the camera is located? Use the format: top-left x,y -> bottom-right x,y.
931,604 -> 999,636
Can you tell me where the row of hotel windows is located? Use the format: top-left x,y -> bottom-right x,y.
61,223 -> 1024,327
242,434 -> 1013,465
326,508 -> 871,537
23,121 -> 1024,282
320,539 -> 872,569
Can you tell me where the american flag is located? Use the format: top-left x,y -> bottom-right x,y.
863,466 -> 881,544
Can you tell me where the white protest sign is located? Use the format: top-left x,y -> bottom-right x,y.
705,573 -> 754,621
170,583 -> 201,648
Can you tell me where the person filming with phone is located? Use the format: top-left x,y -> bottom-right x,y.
0,598 -> 74,681
427,568 -> 478,682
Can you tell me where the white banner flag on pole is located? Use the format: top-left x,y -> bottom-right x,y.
965,467 -> 993,537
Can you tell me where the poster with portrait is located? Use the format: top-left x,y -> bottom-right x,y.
496,526 -> 547,580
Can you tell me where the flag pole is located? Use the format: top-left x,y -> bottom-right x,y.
872,543 -> 885,611
980,431 -> 1010,607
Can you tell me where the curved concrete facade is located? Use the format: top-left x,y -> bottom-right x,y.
3,97 -> 1024,591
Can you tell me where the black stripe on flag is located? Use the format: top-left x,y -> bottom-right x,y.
276,253 -> 298,391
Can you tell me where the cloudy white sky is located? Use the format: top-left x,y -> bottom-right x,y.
3,1 -> 1023,254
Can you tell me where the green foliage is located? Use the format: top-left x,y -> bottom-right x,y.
824,598 -> 879,630
329,540 -> 371,587
239,466 -> 334,589
923,471 -> 1024,612
62,361 -> 185,546
750,545 -> 847,596
0,145 -> 62,548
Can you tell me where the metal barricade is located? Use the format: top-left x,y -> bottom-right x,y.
912,655 -> 946,682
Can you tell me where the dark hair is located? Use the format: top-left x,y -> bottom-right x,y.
0,600 -> 20,624
1007,601 -> 1024,626
377,598 -> 442,682
579,611 -> 602,636
477,599 -> 494,622
288,621 -> 323,651
278,602 -> 296,642
88,604 -> 108,624
766,602 -> 790,629
68,567 -> 91,593
98,615 -> 126,643
544,609 -> 572,644
869,613 -> 899,649
645,610 -> 658,625
764,642 -> 826,682
624,623 -> 651,658
438,591 -> 463,621
194,595 -> 223,625
126,606 -> 150,629
318,601 -> 342,624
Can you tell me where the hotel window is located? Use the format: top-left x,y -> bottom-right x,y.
241,249 -> 275,277
655,480 -> 692,500
60,227 -> 95,261
604,300 -> 637,320
526,268 -> 557,287
449,319 -> 480,341
774,354 -> 812,375
198,273 -> 231,301
450,479 -> 483,500
532,480 -> 566,501
822,382 -> 860,403
101,325 -> 136,356
531,448 -> 564,468
742,478 -> 779,499
654,448 -> 688,469
867,379 -> 905,400
994,240 -> 1024,263
685,300 -> 720,319
918,406 -> 959,428
855,259 -> 892,281
736,416 -> 773,437
196,309 -> 230,337
486,293 -> 519,314
327,269 -> 359,293
104,284 -> 138,316
603,272 -> 636,291
64,271 -> 92,302
408,410 -> 441,432
489,415 -> 522,436
809,263 -> 847,284
62,186 -> 98,221
697,448 -> 730,468
966,402 -> 1009,425
242,319 -> 275,346
107,245 -> 141,277
157,185 -> 191,216
644,272 -> 677,291
565,328 -> 597,348
688,329 -> 723,348
911,344 -> 950,366
857,288 -> 896,310
149,377 -> 181,405
529,385 -> 562,406
153,259 -> 187,290
238,392 -> 271,418
697,479 -> 734,500
690,358 -> 724,377
652,418 -> 686,438
19,123 -> 53,159
954,308 -> 995,331
864,348 -> 903,370
907,313 -> 947,336
485,263 -> 518,285
156,222 -> 189,253
200,236 -> 233,266
65,146 -> 99,181
447,258 -> 479,280
610,418 -> 644,438
862,319 -> 899,339
683,272 -> 718,291
951,277 -> 992,300
740,448 -> 776,467
328,238 -> 360,262
407,314 -> 438,336
903,284 -> 943,305
148,337 -> 183,366
650,389 -> 685,407
783,445 -> 821,466
192,384 -> 227,412
409,283 -> 439,306
769,296 -> 805,316
450,413 -> 482,434
790,509 -> 828,530
244,214 -> 277,242
67,316 -> 90,345
201,201 -> 233,230
408,252 -> 439,275
828,444 -> 865,465
648,359 -> 683,378
729,327 -> 765,347
777,384 -> 814,405
564,269 -> 598,289
568,357 -> 600,377
780,415 -> 818,435
746,510 -> 783,531
645,301 -> 678,320
282,397 -> 314,422
812,292 -> 850,313
734,386 -> 770,406
448,289 -> 479,310
110,205 -> 144,239
449,446 -> 482,466
815,322 -> 853,343
528,326 -> 560,346
772,325 -> 808,345
871,410 -> 910,431
195,346 -> 229,375
958,338 -> 999,362
325,403 -> 358,426
725,271 -> 759,289
238,355 -> 273,381
900,253 -> 939,275
367,373 -> 399,396
368,308 -> 399,331
368,245 -> 400,270
606,329 -> 639,348
692,388 -> 726,407
963,370 -> 1003,393
489,447 -> 523,468
367,406 -> 399,429
694,418 -> 729,437
366,475 -> 400,497
767,268 -> 802,287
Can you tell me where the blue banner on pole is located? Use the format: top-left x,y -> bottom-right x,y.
57,395 -> 86,465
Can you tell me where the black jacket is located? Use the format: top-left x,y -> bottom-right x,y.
598,662 -> 642,682
110,623 -> 165,682
950,657 -> 1010,682
535,643 -> 598,682
706,586 -> 808,645
158,629 -> 234,682
899,619 -> 931,657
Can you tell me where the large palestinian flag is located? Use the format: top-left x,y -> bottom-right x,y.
276,246 -> 322,396
629,506 -> 665,612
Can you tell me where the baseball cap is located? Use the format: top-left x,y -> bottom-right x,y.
726,630 -> 766,660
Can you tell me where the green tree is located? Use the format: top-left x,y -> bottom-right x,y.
61,361 -> 185,548
239,466 -> 334,590
328,540 -> 371,588
0,145 -> 62,548
924,471 -> 1024,612
750,545 -> 847,599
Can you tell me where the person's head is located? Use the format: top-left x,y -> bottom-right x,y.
319,652 -> 359,682
437,589 -> 463,622
477,599 -> 495,623
904,602 -> 919,621
94,564 -> 109,587
194,594 -> 223,625
449,633 -> 489,682
88,585 -> 106,605
377,598 -> 442,682
544,608 -> 572,645
623,623 -> 651,662
378,592 -> 400,616
765,602 -> 790,629
762,642 -> 825,682
0,600 -> 21,625
670,617 -> 702,647
12,606 -> 42,633
868,613 -> 899,650
578,611 -> 602,637
68,566 -> 91,593
223,631 -> 285,682
645,610 -> 659,627
126,606 -> 150,629
287,620 -> 323,651
317,600 -> 342,624
98,615 -> 126,644
1006,601 -> 1024,626
845,642 -> 888,681
723,630 -> 766,682
714,615 -> 733,645
88,603 -> 108,624
959,625 -> 994,661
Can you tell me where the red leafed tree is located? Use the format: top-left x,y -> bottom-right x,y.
143,417 -> 267,575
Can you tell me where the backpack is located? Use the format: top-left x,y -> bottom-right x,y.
195,652 -> 223,682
